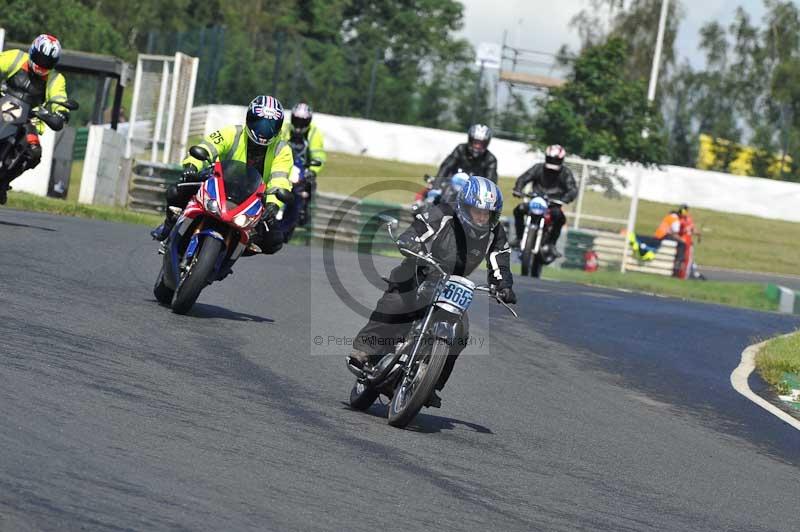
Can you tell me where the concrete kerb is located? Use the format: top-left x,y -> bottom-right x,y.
731,336 -> 800,431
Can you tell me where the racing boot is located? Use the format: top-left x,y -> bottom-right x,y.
150,207 -> 180,241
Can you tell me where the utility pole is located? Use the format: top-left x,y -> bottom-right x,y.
647,0 -> 670,102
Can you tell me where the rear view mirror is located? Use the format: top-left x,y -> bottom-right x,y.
378,214 -> 398,228
48,99 -> 79,111
308,159 -> 322,167
266,187 -> 294,205
189,145 -> 212,163
39,111 -> 64,131
61,99 -> 79,111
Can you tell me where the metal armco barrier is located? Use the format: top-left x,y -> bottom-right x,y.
564,229 -> 677,276
303,193 -> 415,254
127,160 -> 183,214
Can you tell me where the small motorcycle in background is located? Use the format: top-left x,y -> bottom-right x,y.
518,193 -> 564,278
411,171 -> 469,213
0,94 -> 79,191
275,154 -> 321,243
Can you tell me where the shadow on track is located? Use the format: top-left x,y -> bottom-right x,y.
185,303 -> 275,323
0,220 -> 57,232
345,402 -> 493,434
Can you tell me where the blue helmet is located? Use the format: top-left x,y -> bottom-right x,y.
246,95 -> 284,146
456,176 -> 503,237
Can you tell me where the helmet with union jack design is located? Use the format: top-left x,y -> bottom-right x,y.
29,34 -> 61,76
544,144 -> 566,171
245,95 -> 284,146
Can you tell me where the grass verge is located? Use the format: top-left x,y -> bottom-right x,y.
541,267 -> 778,312
6,191 -> 161,226
321,152 -> 800,276
756,332 -> 800,394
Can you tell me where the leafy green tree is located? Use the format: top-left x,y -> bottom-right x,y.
5,0 -> 126,57
569,0 -> 684,83
534,38 -> 667,165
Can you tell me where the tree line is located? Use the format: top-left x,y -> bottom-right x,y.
4,0 -> 508,134
4,0 -> 799,180
550,0 -> 800,180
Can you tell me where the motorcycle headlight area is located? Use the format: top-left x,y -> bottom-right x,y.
205,199 -> 220,214
528,198 -> 548,215
233,213 -> 256,227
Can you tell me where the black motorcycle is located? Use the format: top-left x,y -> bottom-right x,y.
346,215 -> 519,428
517,193 -> 564,278
0,93 -> 78,190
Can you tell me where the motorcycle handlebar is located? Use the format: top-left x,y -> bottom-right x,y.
517,192 -> 565,207
397,246 -> 447,277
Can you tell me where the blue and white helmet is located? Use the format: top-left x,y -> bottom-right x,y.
245,95 -> 284,146
456,175 -> 503,237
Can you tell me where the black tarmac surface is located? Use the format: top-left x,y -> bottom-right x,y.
1,209 -> 798,532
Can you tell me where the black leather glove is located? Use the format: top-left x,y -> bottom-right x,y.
397,234 -> 425,258
262,202 -> 280,226
181,164 -> 198,183
497,287 -> 517,304
512,190 -> 523,198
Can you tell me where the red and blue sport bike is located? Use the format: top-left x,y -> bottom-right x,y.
153,146 -> 290,314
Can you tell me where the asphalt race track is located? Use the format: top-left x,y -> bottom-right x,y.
1,209 -> 799,532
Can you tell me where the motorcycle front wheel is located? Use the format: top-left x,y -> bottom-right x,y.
153,266 -> 174,305
520,228 -> 536,276
171,237 -> 223,314
531,254 -> 544,278
387,337 -> 449,428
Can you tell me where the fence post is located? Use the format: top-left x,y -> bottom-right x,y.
152,61 -> 171,161
125,56 -> 144,158
621,166 -> 642,273
573,162 -> 588,230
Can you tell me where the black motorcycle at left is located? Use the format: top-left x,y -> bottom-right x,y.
0,93 -> 79,194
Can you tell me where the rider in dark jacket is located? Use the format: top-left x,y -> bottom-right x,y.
435,124 -> 498,184
348,176 -> 516,408
511,145 -> 577,256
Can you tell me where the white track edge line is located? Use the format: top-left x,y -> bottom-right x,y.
730,336 -> 800,432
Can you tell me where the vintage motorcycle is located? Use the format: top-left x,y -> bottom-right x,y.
346,215 -> 519,428
411,171 -> 470,213
154,146 -> 292,314
518,193 -> 564,278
